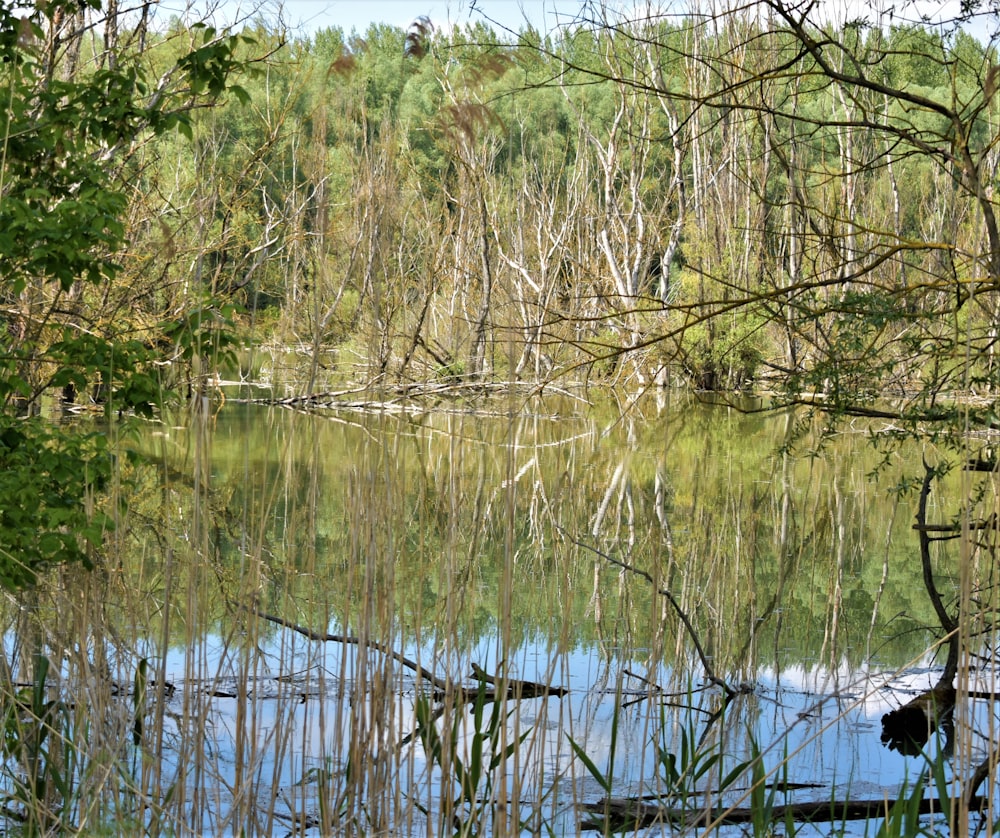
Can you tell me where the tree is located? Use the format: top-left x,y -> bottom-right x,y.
0,0 -> 258,588
533,0 -> 1000,819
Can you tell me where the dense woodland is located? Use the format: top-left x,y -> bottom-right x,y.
23,2 -> 1000,399
172,8 -> 1000,404
3,0 -> 1000,584
177,10 -> 1000,404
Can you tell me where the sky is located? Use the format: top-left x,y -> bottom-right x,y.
210,0 -> 999,43
259,0 -> 586,36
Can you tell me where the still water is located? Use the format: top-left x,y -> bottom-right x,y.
10,393 -> 998,835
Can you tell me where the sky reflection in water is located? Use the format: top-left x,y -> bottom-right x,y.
139,400 -> 999,834
157,633 -> 984,836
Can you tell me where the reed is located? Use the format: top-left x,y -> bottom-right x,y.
0,396 -> 994,836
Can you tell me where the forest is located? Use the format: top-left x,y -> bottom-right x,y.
180,8 -> 1000,404
5,6 -> 1000,385
11,0 -> 1000,403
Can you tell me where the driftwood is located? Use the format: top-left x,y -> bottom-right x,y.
579,794 -> 987,831
469,662 -> 569,699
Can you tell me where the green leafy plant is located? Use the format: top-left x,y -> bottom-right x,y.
876,766 -> 932,838
0,655 -> 74,833
747,735 -> 777,838
0,0 -> 257,588
0,417 -> 111,589
875,735 -> 954,838
413,683 -> 528,835
657,702 -> 752,814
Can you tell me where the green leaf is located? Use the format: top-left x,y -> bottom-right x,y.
229,84 -> 251,105
567,735 -> 611,794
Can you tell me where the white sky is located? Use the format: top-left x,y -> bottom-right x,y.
263,0 -> 585,36
208,0 -> 999,43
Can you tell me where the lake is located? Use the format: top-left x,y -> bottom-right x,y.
0,391 -> 993,835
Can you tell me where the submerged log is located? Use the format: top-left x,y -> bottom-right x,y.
579,793 -> 986,831
469,662 -> 569,699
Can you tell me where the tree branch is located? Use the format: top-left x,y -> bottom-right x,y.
565,533 -> 736,698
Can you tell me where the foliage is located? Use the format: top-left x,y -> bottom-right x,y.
575,696 -> 761,833
413,683 -> 529,835
0,1 -> 256,587
0,417 -> 110,588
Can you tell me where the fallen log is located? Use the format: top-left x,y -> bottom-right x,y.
470,662 -> 569,699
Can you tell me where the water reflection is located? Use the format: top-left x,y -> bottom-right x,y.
151,630 -> 979,835
194,397 -> 939,671
0,394 -> 991,835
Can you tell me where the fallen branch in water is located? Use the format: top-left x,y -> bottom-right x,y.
470,662 -> 569,699
245,606 -> 570,703
902,458 -> 1000,808
244,605 -> 450,692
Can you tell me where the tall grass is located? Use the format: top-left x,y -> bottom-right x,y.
0,396 -> 996,835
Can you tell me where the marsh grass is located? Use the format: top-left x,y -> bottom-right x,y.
0,398 -> 996,835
